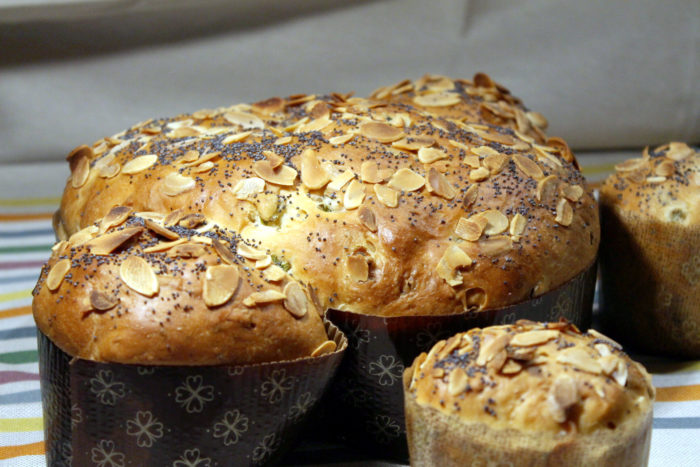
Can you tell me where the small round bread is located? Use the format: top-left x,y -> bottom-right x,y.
33,211 -> 331,365
403,321 -> 655,466
599,142 -> 699,357
54,85 -> 598,318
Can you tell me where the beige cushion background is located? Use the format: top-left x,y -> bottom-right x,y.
0,0 -> 697,164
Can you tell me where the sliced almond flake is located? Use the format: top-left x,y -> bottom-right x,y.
654,160 -> 675,177
99,206 -> 132,233
469,167 -> 490,182
692,172 -> 700,187
162,209 -> 185,227
388,168 -> 425,192
179,150 -> 200,164
377,168 -> 394,182
646,176 -> 667,184
347,255 -> 369,281
477,130 -> 516,146
561,183 -> 584,202
612,360 -> 628,386
471,146 -> 500,158
283,282 -> 309,318
192,234 -> 213,244
99,161 -> 121,178
477,210 -> 509,235
462,155 -> 481,168
311,340 -> 337,357
71,156 -> 90,188
142,219 -> 178,240
329,134 -> 354,145
510,329 -> 559,346
556,348 -> 602,374
274,136 -> 293,145
477,334 -> 511,366
252,96 -> 286,115
182,151 -> 221,168
417,147 -> 447,164
142,238 -> 187,253
299,116 -> 332,133
52,241 -> 68,254
192,108 -> 216,119
301,150 -> 331,190
555,198 -> 573,227
436,244 -> 472,286
254,192 -> 279,222
427,168 -> 457,199
392,136 -> 435,152
483,153 -> 510,174
455,216 -> 487,242
599,354 -> 618,375
263,265 -> 287,282
222,131 -> 254,144
212,239 -> 237,265
255,255 -> 272,269
67,144 -> 94,169
162,173 -> 195,196
413,91 -> 461,107
615,158 -> 648,172
666,142 -> 693,161
594,342 -> 612,358
625,169 -> 647,184
526,111 -> 548,129
477,236 -> 513,256
359,122 -> 405,143
203,265 -> 240,307
509,213 -> 527,240
86,227 -> 143,255
46,259 -> 71,291
536,175 -> 559,203
120,256 -> 158,297
170,127 -> 200,138
262,150 -> 285,169
373,184 -> 399,208
237,243 -> 267,261
223,111 -> 265,129
512,141 -> 531,152
343,180 -> 365,210
357,207 -> 378,232
243,289 -> 286,307
534,145 -> 563,168
328,170 -> 355,191
463,184 -> 479,209
500,359 -> 523,375
90,291 -> 119,311
361,161 -> 383,183
283,116 -> 309,133
448,140 -> 471,153
68,225 -> 99,247
253,160 -> 298,186
447,367 -> 468,396
513,154 -> 544,180
189,160 -> 213,174
232,177 -> 266,200
552,374 -> 578,416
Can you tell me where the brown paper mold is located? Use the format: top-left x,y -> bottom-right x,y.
38,320 -> 346,467
323,260 -> 596,461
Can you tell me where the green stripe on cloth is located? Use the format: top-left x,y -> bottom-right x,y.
0,350 -> 38,364
0,245 -> 52,254
0,197 -> 61,207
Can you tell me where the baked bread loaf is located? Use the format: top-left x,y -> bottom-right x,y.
599,142 -> 699,357
404,321 -> 655,466
51,73 -> 598,320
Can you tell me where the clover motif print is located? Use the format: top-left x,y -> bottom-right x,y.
288,392 -> 316,421
89,370 -> 126,406
91,440 -> 125,467
174,375 -> 215,413
126,411 -> 164,447
70,403 -> 82,430
346,320 -> 371,350
260,369 -> 294,404
368,354 -> 404,386
366,415 -> 401,444
549,293 -> 574,322
415,322 -> 446,351
172,448 -> 211,467
252,433 -> 280,464
213,409 -> 249,446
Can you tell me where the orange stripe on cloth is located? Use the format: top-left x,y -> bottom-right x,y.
0,441 -> 45,460
0,213 -> 53,221
656,384 -> 700,402
0,306 -> 32,319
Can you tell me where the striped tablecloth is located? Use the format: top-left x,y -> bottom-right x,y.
0,158 -> 698,466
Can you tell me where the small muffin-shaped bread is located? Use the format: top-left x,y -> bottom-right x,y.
33,209 -> 331,364
599,142 -> 699,357
404,321 -> 655,466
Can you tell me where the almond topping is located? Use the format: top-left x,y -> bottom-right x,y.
86,227 -> 143,255
142,238 -> 187,253
99,206 -> 132,234
447,368 -> 469,396
311,340 -> 337,357
501,359 -> 523,375
536,175 -> 559,204
561,183 -> 584,202
347,255 -> 369,282
203,265 -> 240,307
119,256 -> 158,297
263,265 -> 287,282
68,225 -> 98,246
328,170 -> 355,191
212,239 -> 237,265
162,210 -> 185,227
666,142 -> 693,161
509,213 -> 527,240
167,243 -> 207,259
122,155 -> 157,175
615,158 -> 647,172
275,136 -> 293,145
555,198 -> 573,226
255,255 -> 272,269
252,160 -> 298,186
344,180 -> 365,210
477,334 -> 511,366
46,259 -> 71,291
223,111 -> 265,129
483,153 -> 510,174
468,167 -> 490,182
417,147 -> 448,164
329,134 -> 354,145
262,150 -> 284,169
646,176 -> 666,184
359,122 -> 405,143
374,184 -> 399,208
71,155 -> 90,188
162,173 -> 195,196
455,216 -> 487,242
477,236 -> 513,256
98,163 -> 120,179
243,289 -> 286,307
388,168 -> 425,192
556,348 -> 602,374
654,159 -> 675,177
513,154 -> 544,180
436,244 -> 472,286
222,131 -> 252,144
427,168 -> 457,199
527,111 -> 548,129
471,146 -> 500,158
613,360 -> 628,386
599,354 -> 618,375
237,243 -> 267,261
463,155 -> 481,168
550,375 -> 579,422
413,91 -> 461,107
90,291 -> 119,311
358,207 -> 378,232
392,136 -> 435,151
361,161 -> 383,183
179,150 -> 200,164
478,210 -> 509,235
144,219 -> 179,240
463,184 -> 479,209
283,282 -> 309,318
510,329 -> 559,346
301,150 -> 331,190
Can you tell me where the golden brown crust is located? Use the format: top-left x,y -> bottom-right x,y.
404,321 -> 654,465
33,213 -> 330,365
600,143 -> 699,357
54,77 -> 598,318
